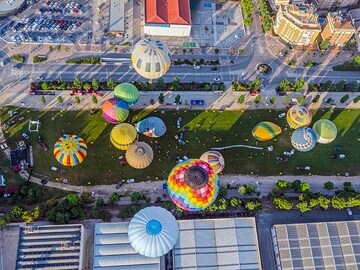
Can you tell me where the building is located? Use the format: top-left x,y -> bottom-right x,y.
144,0 -> 191,37
0,0 -> 25,17
16,224 -> 85,270
272,221 -> 360,270
109,0 -> 125,35
349,8 -> 360,51
314,0 -> 358,10
321,13 -> 356,46
349,8 -> 360,22
274,4 -> 322,47
93,222 -> 161,270
173,218 -> 262,269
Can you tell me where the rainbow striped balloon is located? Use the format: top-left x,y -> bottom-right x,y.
167,159 -> 220,211
53,134 -> 87,166
200,150 -> 225,174
102,98 -> 129,124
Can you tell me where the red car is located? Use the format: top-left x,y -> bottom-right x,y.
71,89 -> 83,95
250,90 -> 260,96
86,89 -> 96,95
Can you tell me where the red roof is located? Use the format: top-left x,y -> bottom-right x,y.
145,0 -> 191,25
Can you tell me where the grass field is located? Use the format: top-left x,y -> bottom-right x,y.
1,107 -> 360,186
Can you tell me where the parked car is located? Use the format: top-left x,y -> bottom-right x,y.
22,133 -> 29,139
193,65 -> 200,70
333,146 -> 341,151
278,113 -> 286,118
330,154 -> 338,159
213,77 -> 221,82
115,181 -> 124,189
347,208 -> 353,216
211,67 -> 218,71
127,179 -> 135,183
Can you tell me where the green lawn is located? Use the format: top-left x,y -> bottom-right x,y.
1,107 -> 360,186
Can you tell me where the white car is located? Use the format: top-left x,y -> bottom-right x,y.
22,133 -> 29,139
278,113 -> 286,118
347,208 -> 353,216
127,178 -> 135,183
213,77 -> 221,82
193,65 -> 200,70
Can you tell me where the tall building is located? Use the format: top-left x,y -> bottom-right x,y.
274,4 -> 321,47
315,0 -> 358,10
321,13 -> 356,46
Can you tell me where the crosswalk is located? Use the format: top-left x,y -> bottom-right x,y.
11,67 -> 22,77
286,71 -> 300,78
230,69 -> 245,76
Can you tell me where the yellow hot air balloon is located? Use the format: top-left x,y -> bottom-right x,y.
110,123 -> 138,150
286,105 -> 312,129
126,142 -> 154,169
131,38 -> 171,81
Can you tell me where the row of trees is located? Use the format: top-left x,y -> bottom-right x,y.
173,58 -> 220,66
65,58 -> 102,64
259,0 -> 273,32
308,80 -> 360,92
277,78 -> 305,92
241,0 -> 253,26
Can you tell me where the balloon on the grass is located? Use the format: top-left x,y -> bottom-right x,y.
135,116 -> 166,138
113,82 -> 139,106
286,105 -> 312,129
291,127 -> 317,152
200,150 -> 225,174
252,121 -> 282,141
53,134 -> 87,166
102,98 -> 129,124
167,159 -> 220,211
312,119 -> 337,144
126,142 -> 154,169
128,206 -> 179,258
110,123 -> 138,150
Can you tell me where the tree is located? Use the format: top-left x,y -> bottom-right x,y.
172,77 -> 180,91
73,77 -> 82,89
230,197 -> 241,208
238,94 -> 245,104
322,80 -> 333,92
218,185 -> 227,198
352,56 -> 360,69
174,94 -> 181,104
292,180 -> 302,192
318,40 -> 329,51
156,78 -> 165,91
140,82 -> 148,91
74,96 -> 80,104
158,93 -> 165,104
336,80 -> 346,92
107,79 -> 116,90
276,180 -> 288,190
182,49 -> 187,54
40,95 -> 46,104
273,197 -> 293,210
343,182 -> 353,192
251,78 -> 262,91
293,79 -> 304,92
214,48 -> 220,54
92,95 -> 98,104
66,194 -> 79,205
296,201 -> 311,212
83,82 -> 91,91
81,191 -> 94,203
288,59 -> 296,66
100,210 -> 112,222
41,82 -> 49,90
348,81 -> 359,92
278,79 -> 291,92
57,96 -> 63,104
96,198 -> 104,207
254,95 -> 261,104
11,206 -> 24,220
270,96 -> 276,104
245,199 -> 262,211
131,192 -> 141,203
238,184 -> 255,195
92,79 -> 99,90
324,181 -> 334,190
108,192 -> 120,205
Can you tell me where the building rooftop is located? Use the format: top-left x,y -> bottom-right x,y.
145,0 -> 191,25
173,218 -> 262,270
349,8 -> 360,22
272,220 -> 360,270
109,0 -> 124,33
0,0 -> 24,13
328,13 -> 355,30
93,222 -> 161,270
283,4 -> 320,28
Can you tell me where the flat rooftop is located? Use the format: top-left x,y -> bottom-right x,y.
109,0 -> 124,33
283,4 -> 320,28
0,0 -> 24,13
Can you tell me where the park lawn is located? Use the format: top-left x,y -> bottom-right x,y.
1,107 -> 360,186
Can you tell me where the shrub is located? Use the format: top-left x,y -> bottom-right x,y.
270,96 -> 276,104
288,59 -> 296,66
254,95 -> 261,104
81,191 -> 94,203
92,95 -> 98,104
353,96 -> 360,103
66,58 -> 101,64
11,55 -> 25,63
57,96 -> 63,104
131,192 -> 142,203
40,96 -> 46,104
273,197 -> 293,210
324,181 -> 334,190
312,94 -> 320,103
74,97 -> 80,104
96,198 -> 104,207
340,95 -> 349,104
33,56 -> 47,63
298,96 -> 305,105
245,199 -> 262,211
108,192 -> 120,205
238,94 -> 245,104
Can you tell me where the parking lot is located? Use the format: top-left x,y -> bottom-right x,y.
0,0 -> 92,45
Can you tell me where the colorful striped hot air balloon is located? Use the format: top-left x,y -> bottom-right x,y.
312,119 -> 337,144
200,150 -> 225,174
167,159 -> 220,211
114,83 -> 139,106
252,121 -> 282,141
110,123 -> 138,150
53,134 -> 87,166
286,105 -> 312,129
102,98 -> 129,124
291,127 -> 317,152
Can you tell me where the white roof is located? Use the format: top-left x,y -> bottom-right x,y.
173,218 -> 262,270
272,220 -> 360,270
93,222 -> 160,270
0,0 -> 24,13
109,0 -> 124,33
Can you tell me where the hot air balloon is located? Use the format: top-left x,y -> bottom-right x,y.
252,121 -> 282,141
135,117 -> 166,138
53,134 -> 87,166
312,119 -> 337,144
167,159 -> 220,211
131,38 -> 171,82
286,105 -> 312,129
126,142 -> 154,169
128,206 -> 179,258
110,123 -> 138,150
200,150 -> 225,174
102,98 -> 129,124
291,127 -> 317,152
113,83 -> 139,106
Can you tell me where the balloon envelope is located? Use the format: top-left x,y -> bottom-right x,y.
312,119 -> 337,144
200,150 -> 225,174
110,123 -> 138,150
126,142 -> 154,169
252,121 -> 282,141
102,98 -> 129,124
291,127 -> 317,152
167,159 -> 220,211
114,83 -> 139,106
131,38 -> 171,80
128,206 -> 179,258
53,134 -> 87,166
286,105 -> 312,129
135,117 -> 166,138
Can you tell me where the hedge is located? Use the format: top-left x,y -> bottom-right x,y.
33,56 -> 47,63
65,58 -> 102,64
11,55 -> 25,63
